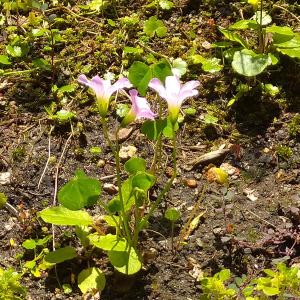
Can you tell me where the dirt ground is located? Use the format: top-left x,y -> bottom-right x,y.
1,0 -> 300,299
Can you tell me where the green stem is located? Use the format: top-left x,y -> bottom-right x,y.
100,117 -> 132,244
144,123 -> 177,224
258,0 -> 265,53
150,95 -> 163,174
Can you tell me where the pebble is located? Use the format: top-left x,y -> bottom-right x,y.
119,145 -> 137,160
97,159 -> 105,167
103,183 -> 118,195
183,178 -> 198,188
165,166 -> 174,178
0,171 -> 11,185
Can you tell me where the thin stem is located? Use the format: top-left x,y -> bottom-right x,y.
258,0 -> 265,53
144,123 -> 177,224
100,117 -> 132,244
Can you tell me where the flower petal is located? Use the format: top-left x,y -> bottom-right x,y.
109,78 -> 132,96
129,89 -> 156,120
78,74 -> 90,86
180,80 -> 200,93
178,89 -> 199,104
165,75 -> 181,96
148,78 -> 167,99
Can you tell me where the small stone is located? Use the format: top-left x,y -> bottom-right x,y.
244,248 -> 252,254
103,183 -> 118,195
183,178 -> 198,188
165,166 -> 174,178
119,145 -> 137,160
195,238 -> 204,248
143,247 -> 158,263
97,159 -> 105,168
0,172 -> 11,185
111,127 -> 134,142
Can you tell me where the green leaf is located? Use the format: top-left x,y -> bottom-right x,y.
262,286 -> 279,296
124,157 -> 146,174
58,84 -> 76,94
89,234 -> 128,251
0,192 -> 7,208
277,47 -> 300,59
22,239 -> 36,250
85,0 -> 108,11
128,61 -> 152,96
39,206 -> 93,226
171,58 -> 187,77
58,170 -> 101,210
32,58 -> 51,70
190,55 -> 223,73
165,208 -> 181,221
109,178 -> 135,212
184,107 -> 196,116
218,269 -> 231,281
0,55 -> 11,65
102,215 -> 120,227
163,118 -> 179,138
144,16 -> 167,38
108,247 -> 142,275
159,0 -> 174,10
232,49 -> 272,76
75,226 -> 91,247
45,246 -> 77,263
123,46 -> 143,55
274,34 -> 300,48
35,235 -> 52,246
132,172 -> 156,191
116,103 -> 130,117
228,20 -> 259,30
219,28 -> 249,48
53,110 -> 75,123
78,267 -> 106,294
204,114 -> 218,125
141,119 -> 167,140
152,60 -> 172,82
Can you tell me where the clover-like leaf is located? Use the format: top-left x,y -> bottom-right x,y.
144,16 -> 167,38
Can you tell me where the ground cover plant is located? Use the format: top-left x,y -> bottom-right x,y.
0,0 -> 300,299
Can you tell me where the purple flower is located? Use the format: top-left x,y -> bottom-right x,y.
148,75 -> 200,123
78,74 -> 132,117
122,89 -> 156,126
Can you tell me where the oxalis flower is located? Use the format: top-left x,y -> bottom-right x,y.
122,89 -> 156,127
78,74 -> 132,117
149,75 -> 200,123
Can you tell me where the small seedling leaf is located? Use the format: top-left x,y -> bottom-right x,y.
144,16 -> 167,38
165,208 -> 181,221
0,55 -> 11,65
45,246 -> 77,263
22,239 -> 36,250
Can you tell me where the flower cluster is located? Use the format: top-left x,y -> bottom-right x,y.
78,74 -> 200,124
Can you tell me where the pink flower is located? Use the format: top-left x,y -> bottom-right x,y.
149,75 -> 200,123
122,89 -> 156,126
78,74 -> 132,117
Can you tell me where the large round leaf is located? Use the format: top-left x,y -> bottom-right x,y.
108,247 -> 142,275
39,206 -> 93,226
78,267 -> 106,294
232,50 -> 272,76
58,169 -> 101,210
